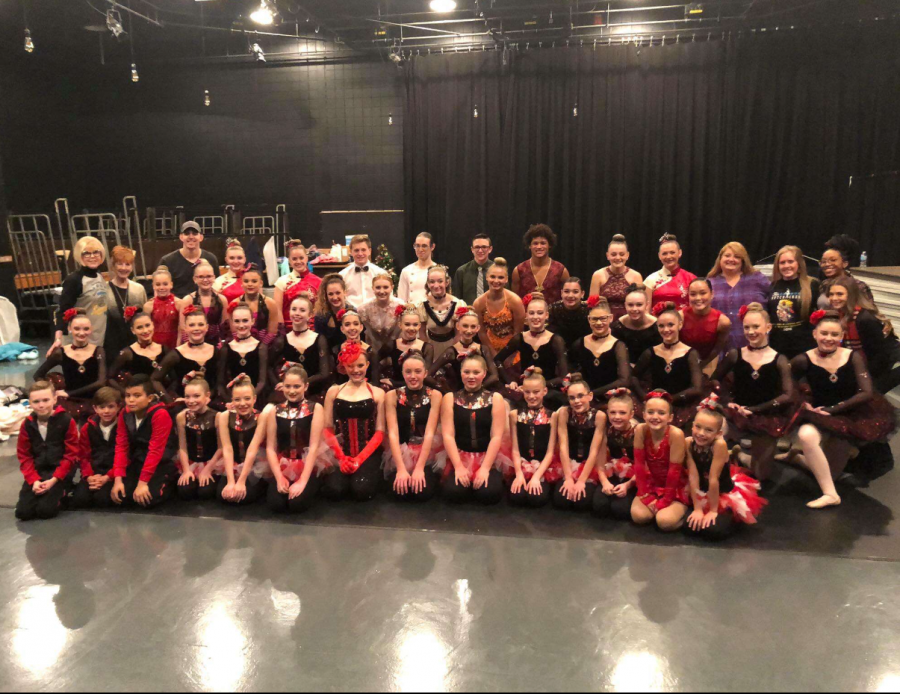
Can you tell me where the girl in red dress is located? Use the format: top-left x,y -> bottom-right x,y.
680,278 -> 731,375
143,267 -> 184,350
212,239 -> 249,303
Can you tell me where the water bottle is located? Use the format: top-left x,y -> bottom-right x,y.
860,251 -> 868,268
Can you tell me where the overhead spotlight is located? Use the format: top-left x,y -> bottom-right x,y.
204,89 -> 211,107
685,3 -> 704,15
107,9 -> 125,38
131,63 -> 140,83
251,42 -> 266,62
429,0 -> 457,13
24,28 -> 34,53
250,0 -> 275,25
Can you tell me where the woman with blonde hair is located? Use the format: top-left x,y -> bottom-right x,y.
708,242 -> 771,350
767,245 -> 819,359
50,236 -> 109,356
212,238 -> 249,303
104,245 -> 148,362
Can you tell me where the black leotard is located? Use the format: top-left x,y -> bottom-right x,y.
516,406 -> 553,461
185,409 -> 219,464
453,389 -> 494,453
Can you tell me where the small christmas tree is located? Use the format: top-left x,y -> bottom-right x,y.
374,243 -> 400,291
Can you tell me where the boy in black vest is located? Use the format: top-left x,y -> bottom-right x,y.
111,375 -> 178,508
71,387 -> 122,509
16,380 -> 79,521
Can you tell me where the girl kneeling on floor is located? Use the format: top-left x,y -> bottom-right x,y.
175,378 -> 222,501
554,374 -> 607,512
507,367 -> 561,508
685,396 -> 767,541
383,350 -> 443,501
592,387 -> 638,520
440,354 -> 509,504
217,374 -> 271,506
631,390 -> 689,531
320,342 -> 386,501
267,365 -> 329,513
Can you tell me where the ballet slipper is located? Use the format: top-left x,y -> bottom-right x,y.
806,494 -> 841,509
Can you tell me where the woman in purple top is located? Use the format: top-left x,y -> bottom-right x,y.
707,242 -> 771,351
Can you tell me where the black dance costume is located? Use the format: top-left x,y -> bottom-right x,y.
382,387 -> 441,501
268,399 -> 321,513
217,339 -> 268,401
153,347 -> 220,406
34,347 -> 107,422
70,416 -> 118,509
15,407 -> 78,521
177,409 -> 220,501
429,343 -> 500,392
553,407 -> 601,512
321,385 -> 383,502
113,402 -> 179,508
567,338 -> 632,401
270,332 -> 332,398
633,347 -> 703,428
442,389 -> 505,504
685,441 -> 766,541
109,344 -> 168,389
611,319 -> 662,364
548,301 -> 591,348
218,410 -> 268,505
494,333 -> 569,409
508,406 -> 558,508
592,422 -> 637,520
375,341 -> 436,390
186,291 -> 225,346
714,349 -> 794,437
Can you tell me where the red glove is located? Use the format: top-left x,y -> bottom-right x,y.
658,463 -> 684,510
633,446 -> 654,505
323,428 -> 350,469
341,431 -> 384,475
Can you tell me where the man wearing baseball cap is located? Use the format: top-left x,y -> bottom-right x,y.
158,221 -> 221,299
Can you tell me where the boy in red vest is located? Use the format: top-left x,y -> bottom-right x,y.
71,387 -> 122,509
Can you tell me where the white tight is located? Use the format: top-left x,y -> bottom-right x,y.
796,424 -> 852,498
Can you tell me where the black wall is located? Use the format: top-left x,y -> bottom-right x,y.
0,53 -> 405,250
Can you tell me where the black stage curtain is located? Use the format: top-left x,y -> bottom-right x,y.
404,27 -> 900,280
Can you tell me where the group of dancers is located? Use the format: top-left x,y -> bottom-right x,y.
16,229 -> 897,540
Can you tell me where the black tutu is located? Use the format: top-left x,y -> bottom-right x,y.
726,404 -> 798,439
795,395 -> 897,443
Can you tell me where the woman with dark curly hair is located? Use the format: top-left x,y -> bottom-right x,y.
511,224 -> 570,305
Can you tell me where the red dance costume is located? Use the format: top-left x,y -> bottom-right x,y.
604,422 -> 635,482
219,276 -> 246,303
650,267 -> 696,311
151,295 -> 180,349
515,259 -> 567,305
280,271 -> 322,331
690,441 -> 766,524
680,306 -> 723,360
565,407 -> 601,483
634,427 -> 689,509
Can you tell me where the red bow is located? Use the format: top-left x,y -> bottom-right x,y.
520,366 -> 538,382
586,295 -> 602,309
605,387 -> 631,399
225,237 -> 242,250
522,293 -> 534,308
809,309 -> 826,326
63,308 -> 79,323
183,304 -> 199,317
278,361 -> 300,378
227,299 -> 241,315
561,374 -> 572,393
738,305 -> 750,321
697,393 -> 720,412
651,302 -> 670,317
182,368 -> 205,386
227,373 -> 250,389
337,341 -> 364,367
645,390 -> 672,403
124,306 -> 139,322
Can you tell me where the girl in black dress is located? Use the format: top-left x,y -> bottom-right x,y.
269,295 -> 332,401
376,304 -> 434,391
507,368 -> 560,508
440,354 -> 509,504
240,265 -> 281,345
547,277 -> 591,348
175,377 -> 222,501
494,292 -> 569,410
428,306 -> 500,391
632,301 -> 703,429
152,307 -> 219,409
713,303 -> 793,481
266,365 -> 329,514
320,342 -> 386,501
383,350 -> 443,501
108,309 -> 168,390
217,375 -> 270,505
567,296 -> 632,406
592,388 -> 638,520
34,309 -> 107,422
332,309 -> 375,385
554,374 -> 607,512
790,310 -> 896,509
685,401 -> 767,540
217,303 -> 268,403
611,284 -> 661,364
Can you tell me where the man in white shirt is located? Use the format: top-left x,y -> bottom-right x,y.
398,232 -> 437,304
339,234 -> 386,307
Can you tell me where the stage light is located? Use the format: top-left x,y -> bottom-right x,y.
473,104 -> 479,118
251,42 -> 266,62
573,102 -> 578,117
686,3 -> 704,15
204,89 -> 211,106
250,1 -> 274,26
24,28 -> 34,53
388,113 -> 394,125
107,10 -> 125,38
131,63 -> 140,83
429,0 -> 457,13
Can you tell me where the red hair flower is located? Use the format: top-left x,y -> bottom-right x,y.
586,295 -> 602,310
809,310 -> 826,326
645,390 -> 673,403
123,306 -> 139,322
394,304 -> 406,318
651,302 -> 669,317
337,341 -> 364,367
278,361 -> 301,378
456,306 -> 473,318
183,304 -> 199,317
522,293 -> 534,308
227,299 -> 241,315
738,305 -> 750,321
63,308 -> 79,323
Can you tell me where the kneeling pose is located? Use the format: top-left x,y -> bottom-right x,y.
592,388 -> 637,520
176,378 -> 222,501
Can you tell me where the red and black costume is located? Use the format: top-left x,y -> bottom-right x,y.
382,386 -> 443,501
507,405 -> 558,508
220,409 -> 269,505
611,319 -> 662,364
374,341 -> 436,390
634,427 -> 689,510
428,343 -> 500,392
15,407 -> 79,521
714,349 -> 794,437
217,339 -> 268,402
553,406 -> 601,512
441,388 -> 506,505
269,332 -> 332,400
567,338 -> 632,405
633,347 -> 703,428
494,333 -> 570,410
177,408 -> 220,501
153,348 -> 220,407
268,399 -> 325,514
592,422 -> 637,521
321,384 -> 383,501
71,415 -> 118,509
34,347 -> 107,422
109,344 -> 169,389
111,402 -> 178,507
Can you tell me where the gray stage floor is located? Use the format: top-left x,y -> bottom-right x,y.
2,342 -> 900,692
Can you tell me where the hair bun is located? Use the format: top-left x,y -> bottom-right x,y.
611,234 -> 626,242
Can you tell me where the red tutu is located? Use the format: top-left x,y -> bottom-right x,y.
502,453 -> 562,483
794,395 -> 898,443
381,438 -> 447,479
440,448 -> 511,482
693,464 -> 767,524
278,446 -> 336,482
726,405 -> 798,439
603,455 -> 634,481
210,450 -> 271,479
567,460 -> 601,484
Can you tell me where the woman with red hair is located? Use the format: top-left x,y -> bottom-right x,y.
104,246 -> 148,364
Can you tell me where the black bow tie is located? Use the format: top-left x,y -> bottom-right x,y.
355,265 -> 369,273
